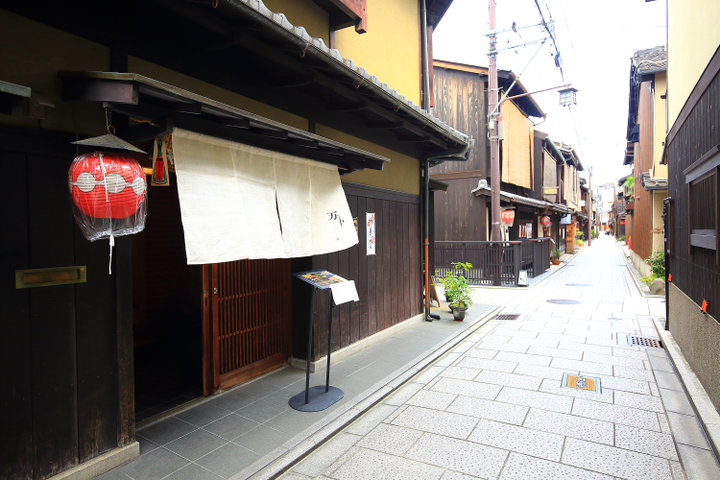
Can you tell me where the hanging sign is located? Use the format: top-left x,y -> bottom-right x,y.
500,208 -> 515,226
366,212 -> 376,255
540,215 -> 551,226
151,136 -> 171,186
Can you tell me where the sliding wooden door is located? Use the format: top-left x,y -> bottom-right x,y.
202,259 -> 291,394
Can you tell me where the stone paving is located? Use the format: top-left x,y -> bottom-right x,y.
277,235 -> 720,480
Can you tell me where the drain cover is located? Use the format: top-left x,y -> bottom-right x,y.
546,299 -> 582,305
628,335 -> 663,348
495,314 -> 520,321
566,283 -> 593,287
562,373 -> 601,393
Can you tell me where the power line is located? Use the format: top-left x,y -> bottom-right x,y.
533,0 -> 564,80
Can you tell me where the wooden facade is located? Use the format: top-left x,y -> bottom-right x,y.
1,2 -> 469,477
293,183 -> 423,360
1,126 -> 135,479
666,47 -> 720,322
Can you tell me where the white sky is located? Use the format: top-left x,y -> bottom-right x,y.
432,0 -> 667,187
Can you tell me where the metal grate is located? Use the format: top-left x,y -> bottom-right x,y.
546,299 -> 582,305
628,335 -> 663,348
495,314 -> 521,321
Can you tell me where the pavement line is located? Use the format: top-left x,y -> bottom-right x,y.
239,304 -> 504,480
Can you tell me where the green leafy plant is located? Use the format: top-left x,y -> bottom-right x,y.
623,176 -> 635,197
618,235 -> 626,242
577,239 -> 584,247
448,274 -> 473,308
640,275 -> 655,285
439,261 -> 473,306
646,251 -> 665,278
552,248 -> 563,259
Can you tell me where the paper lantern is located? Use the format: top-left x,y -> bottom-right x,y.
68,151 -> 147,241
500,209 -> 515,224
540,215 -> 551,226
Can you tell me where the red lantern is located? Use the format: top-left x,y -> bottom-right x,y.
540,215 -> 551,226
69,151 -> 147,242
500,209 -> 515,224
69,151 -> 146,218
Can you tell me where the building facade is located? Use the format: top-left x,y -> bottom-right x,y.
664,0 -> 720,412
0,1 -> 469,478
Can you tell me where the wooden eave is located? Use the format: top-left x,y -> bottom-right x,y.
4,0 -> 469,160
61,71 -> 390,173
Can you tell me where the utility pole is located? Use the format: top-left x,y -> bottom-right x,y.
488,0 -> 502,241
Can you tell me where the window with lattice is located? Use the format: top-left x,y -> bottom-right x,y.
684,145 -> 719,257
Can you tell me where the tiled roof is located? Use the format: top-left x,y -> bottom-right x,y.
632,46 -> 667,76
237,0 -> 471,149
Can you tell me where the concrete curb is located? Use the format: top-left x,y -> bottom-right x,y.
653,318 -> 720,463
237,305 -> 503,480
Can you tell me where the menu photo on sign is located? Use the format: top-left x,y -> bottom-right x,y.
293,270 -> 359,305
366,212 -> 375,256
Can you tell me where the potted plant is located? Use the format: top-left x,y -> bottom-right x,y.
551,248 -> 562,265
448,276 -> 473,321
437,261 -> 472,304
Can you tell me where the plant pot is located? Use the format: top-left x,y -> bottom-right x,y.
451,306 -> 468,321
551,259 -> 561,265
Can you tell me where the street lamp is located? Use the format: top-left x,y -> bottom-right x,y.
559,87 -> 578,107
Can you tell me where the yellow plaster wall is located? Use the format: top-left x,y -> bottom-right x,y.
127,57 -> 308,131
667,0 -> 720,125
317,124 -> 419,195
500,101 -> 532,189
262,0 -> 330,44
333,0 -> 421,105
652,190 -> 665,252
0,10 -> 109,133
653,73 -> 668,179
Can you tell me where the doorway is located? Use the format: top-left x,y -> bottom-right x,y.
132,180 -> 202,423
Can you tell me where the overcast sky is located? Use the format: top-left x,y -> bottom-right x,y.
432,0 -> 667,187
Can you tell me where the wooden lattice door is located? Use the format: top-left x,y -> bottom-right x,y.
202,259 -> 291,394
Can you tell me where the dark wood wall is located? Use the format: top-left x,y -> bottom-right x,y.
430,67 -> 487,174
1,126 -> 133,479
631,80 -> 655,260
433,177 -> 487,241
294,183 -> 422,361
667,49 -> 720,321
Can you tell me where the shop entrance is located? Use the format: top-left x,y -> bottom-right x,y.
132,180 -> 202,423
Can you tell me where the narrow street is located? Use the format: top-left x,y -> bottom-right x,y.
276,235 -> 720,480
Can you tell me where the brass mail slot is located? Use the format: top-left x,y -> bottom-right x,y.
16,265 -> 87,289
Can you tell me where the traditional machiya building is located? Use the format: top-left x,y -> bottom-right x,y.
0,1 -> 470,478
623,46 -> 667,276
664,0 -> 720,414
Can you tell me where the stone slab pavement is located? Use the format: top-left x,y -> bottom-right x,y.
276,235 -> 720,480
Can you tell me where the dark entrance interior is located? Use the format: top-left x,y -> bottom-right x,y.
132,178 -> 202,423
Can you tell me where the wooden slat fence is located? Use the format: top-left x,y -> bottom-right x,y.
435,238 -> 552,286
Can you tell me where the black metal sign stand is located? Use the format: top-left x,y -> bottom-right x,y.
289,271 -> 346,412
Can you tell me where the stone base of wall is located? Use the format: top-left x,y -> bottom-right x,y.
669,283 -> 720,414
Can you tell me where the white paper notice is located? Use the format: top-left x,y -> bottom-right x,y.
366,212 -> 376,255
329,280 -> 360,305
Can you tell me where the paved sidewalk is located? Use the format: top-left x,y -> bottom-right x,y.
95,295 -> 498,480
277,236 -> 720,480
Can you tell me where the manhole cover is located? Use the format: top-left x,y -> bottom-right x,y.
495,314 -> 520,321
546,299 -> 582,305
561,373 -> 601,393
565,283 -> 593,287
628,335 -> 663,348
